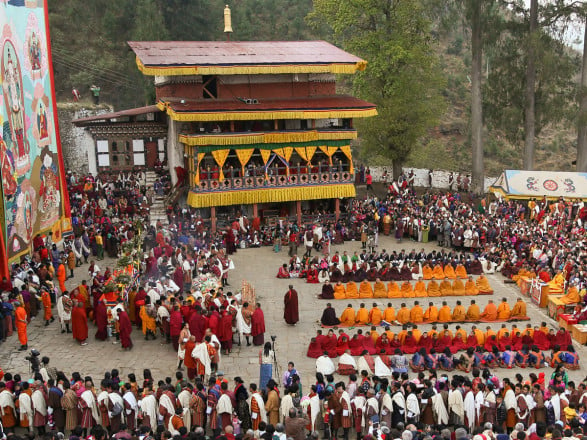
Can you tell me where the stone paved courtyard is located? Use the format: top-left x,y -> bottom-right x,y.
2,233 -> 586,386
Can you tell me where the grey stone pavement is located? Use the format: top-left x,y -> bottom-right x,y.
2,234 -> 586,386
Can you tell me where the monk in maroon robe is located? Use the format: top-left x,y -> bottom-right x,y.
534,330 -> 550,350
322,331 -> 338,358
134,288 -> 147,327
349,335 -> 364,356
336,332 -> 350,356
71,302 -> 88,345
118,309 -> 133,350
307,338 -> 323,358
189,307 -> 207,342
219,310 -> 233,354
284,285 -> 299,325
95,299 -> 108,341
169,308 -> 183,351
251,303 -> 266,346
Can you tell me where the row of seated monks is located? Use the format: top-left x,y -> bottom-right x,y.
512,269 -> 583,305
318,276 -> 493,300
319,297 -> 527,328
307,323 -> 575,363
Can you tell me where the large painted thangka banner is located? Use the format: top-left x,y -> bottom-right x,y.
0,0 -> 70,269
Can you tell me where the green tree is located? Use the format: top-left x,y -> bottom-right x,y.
307,0 -> 445,178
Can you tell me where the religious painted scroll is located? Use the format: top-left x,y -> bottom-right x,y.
0,0 -> 71,265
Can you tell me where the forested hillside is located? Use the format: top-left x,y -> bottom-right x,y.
48,0 -> 584,175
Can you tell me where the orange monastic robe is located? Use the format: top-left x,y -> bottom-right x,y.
383,306 -> 396,323
466,304 -> 481,321
387,282 -> 401,298
444,265 -> 457,280
560,286 -> 580,305
424,306 -> 438,322
476,276 -> 493,294
465,280 -> 479,295
455,265 -> 468,279
346,282 -> 359,299
438,306 -> 452,322
355,308 -> 369,325
373,282 -> 387,298
334,284 -> 346,300
369,307 -> 383,325
497,302 -> 511,320
432,265 -> 444,280
439,280 -> 453,296
422,265 -> 433,280
15,306 -> 27,345
340,307 -> 355,326
414,281 -> 427,297
427,280 -> 441,297
400,282 -> 414,298
410,305 -> 424,324
452,305 -> 466,321
480,303 -> 498,320
396,307 -> 410,325
452,279 -> 466,296
359,281 -> 374,299
510,301 -> 527,317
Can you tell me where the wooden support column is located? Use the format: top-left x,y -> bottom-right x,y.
211,206 -> 217,233
335,198 -> 340,220
253,203 -> 258,218
296,200 -> 302,226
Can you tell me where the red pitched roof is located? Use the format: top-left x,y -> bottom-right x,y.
128,41 -> 364,68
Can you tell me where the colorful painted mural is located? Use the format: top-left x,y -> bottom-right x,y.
0,0 -> 70,267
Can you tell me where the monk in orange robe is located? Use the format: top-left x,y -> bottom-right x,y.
411,325 -> 422,343
427,280 -> 441,297
472,326 -> 485,345
57,261 -> 67,293
424,302 -> 439,322
451,301 -> 466,321
560,285 -> 580,305
454,325 -> 467,342
346,281 -> 359,299
396,304 -> 410,325
410,301 -> 424,324
359,281 -> 373,299
496,298 -> 511,320
432,264 -> 444,280
480,300 -> 498,320
456,264 -> 468,279
369,303 -> 383,325
355,303 -> 369,325
400,281 -> 414,298
15,301 -> 28,349
496,324 -> 509,341
370,327 -> 379,345
41,289 -> 53,325
466,300 -> 481,321
510,298 -> 527,318
387,282 -> 401,298
414,278 -> 427,297
547,272 -> 565,294
444,264 -> 457,280
383,304 -> 396,322
485,326 -> 496,342
422,264 -> 433,280
339,304 -> 355,326
452,279 -> 466,296
333,282 -> 346,299
437,302 -> 452,322
439,278 -> 453,296
476,275 -> 493,294
465,276 -> 479,295
373,279 -> 387,298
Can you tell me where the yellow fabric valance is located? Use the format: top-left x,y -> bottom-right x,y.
274,147 -> 293,163
338,145 -> 354,175
319,145 -> 339,165
295,146 -> 317,163
235,148 -> 255,176
211,149 -> 229,181
137,57 -> 367,76
186,184 -> 356,208
194,152 -> 205,185
178,130 -> 358,146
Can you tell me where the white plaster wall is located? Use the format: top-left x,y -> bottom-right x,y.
365,166 -> 496,193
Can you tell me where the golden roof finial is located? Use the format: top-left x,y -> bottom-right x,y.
224,5 -> 233,40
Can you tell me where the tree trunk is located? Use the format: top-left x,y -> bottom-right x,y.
392,161 -> 403,181
470,1 -> 484,194
577,18 -> 587,172
523,0 -> 537,170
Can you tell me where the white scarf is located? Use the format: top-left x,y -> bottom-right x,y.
177,390 -> 192,431
374,357 -> 391,377
0,390 -> 15,416
357,357 -> 373,376
504,388 -> 516,411
159,393 -> 176,418
139,394 -> 158,430
463,391 -> 475,430
191,342 -> 211,376
18,393 -> 33,421
109,392 -> 125,422
32,389 -> 47,417
216,393 -> 232,414
550,393 -> 561,421
381,392 -> 393,414
280,394 -> 294,423
365,396 -> 379,424
81,390 -> 101,424
432,392 -> 449,425
236,307 -> 251,335
316,356 -> 335,376
338,353 -> 357,369
251,393 -> 267,423
340,391 -> 351,415
123,391 -> 138,422
406,393 -> 420,419
448,389 -> 464,417
309,394 -> 320,430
